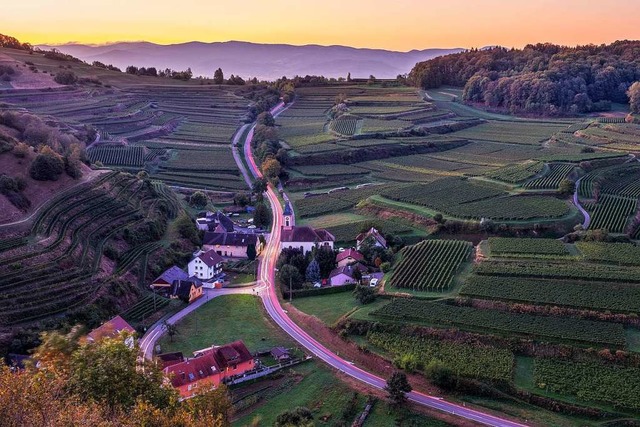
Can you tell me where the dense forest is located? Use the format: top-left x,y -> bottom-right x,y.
409,41 -> 640,115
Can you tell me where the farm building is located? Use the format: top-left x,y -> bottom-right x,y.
356,227 -> 387,250
163,340 -> 255,398
329,264 -> 368,286
87,315 -> 136,347
270,347 -> 291,362
195,211 -> 236,232
152,266 -> 190,292
336,248 -> 364,268
188,249 -> 225,280
203,231 -> 258,258
170,279 -> 204,303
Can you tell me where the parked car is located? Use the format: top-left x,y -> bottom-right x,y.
369,278 -> 379,287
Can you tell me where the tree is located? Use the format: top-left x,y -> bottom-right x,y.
305,258 -> 321,283
352,268 -> 362,284
54,70 -> 77,85
12,142 -> 30,158
385,371 -> 412,408
346,72 -> 351,82
29,146 -> 64,181
175,212 -> 200,245
163,320 -> 178,343
137,170 -> 150,180
261,157 -> 281,180
424,359 -> 455,390
275,406 -> 314,427
253,202 -> 271,229
246,243 -> 257,260
353,284 -> 376,304
277,264 -> 303,292
67,336 -> 174,411
628,81 -> 640,114
252,177 -> 268,194
213,67 -> 224,84
315,247 -> 336,278
234,193 -> 251,207
257,111 -> 275,127
558,179 -> 576,195
367,75 -> 376,85
189,191 -> 208,209
63,143 -> 83,179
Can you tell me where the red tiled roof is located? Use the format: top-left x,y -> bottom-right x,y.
356,227 -> 387,247
336,249 -> 364,263
281,226 -> 335,243
87,315 -> 135,342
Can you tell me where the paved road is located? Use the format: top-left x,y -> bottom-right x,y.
231,123 -> 253,188
240,104 -> 527,427
572,177 -> 591,229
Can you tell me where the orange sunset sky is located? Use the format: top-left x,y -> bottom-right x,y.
2,0 -> 639,50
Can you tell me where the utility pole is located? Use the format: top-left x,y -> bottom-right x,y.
289,274 -> 293,303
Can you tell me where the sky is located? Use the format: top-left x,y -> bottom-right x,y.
2,0 -> 639,50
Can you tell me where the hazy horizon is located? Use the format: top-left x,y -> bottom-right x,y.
4,0 -> 639,50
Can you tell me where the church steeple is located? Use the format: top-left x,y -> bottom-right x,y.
283,202 -> 294,229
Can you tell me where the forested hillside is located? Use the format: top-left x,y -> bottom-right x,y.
409,41 -> 640,115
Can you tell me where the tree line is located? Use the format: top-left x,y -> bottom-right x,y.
409,41 -> 640,115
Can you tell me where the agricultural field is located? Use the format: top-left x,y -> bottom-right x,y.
522,163 -> 575,190
587,195 -> 637,233
0,172 -> 176,326
451,121 -> 568,145
367,331 -> 514,381
387,240 -> 472,291
485,161 -> 544,183
370,299 -> 626,347
487,237 -> 570,257
474,260 -> 640,282
575,241 -> 640,265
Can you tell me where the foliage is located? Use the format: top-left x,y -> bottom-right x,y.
385,371 -> 412,408
0,174 -> 30,211
54,70 -> 78,85
371,299 -> 626,347
175,212 -> 201,245
252,177 -> 268,194
12,142 -> 30,158
353,284 -> 377,304
274,406 -> 314,427
628,81 -> 640,114
189,191 -> 208,209
261,157 -> 281,180
29,146 -> 64,181
534,358 -> 640,410
388,240 -> 471,291
213,68 -> 224,84
246,243 -> 257,261
277,264 -> 304,290
368,331 -> 514,382
460,275 -> 640,313
305,258 -> 321,283
410,41 -> 640,114
557,178 -> 576,195
252,202 -> 271,229
257,111 -> 275,127
488,237 -> 569,256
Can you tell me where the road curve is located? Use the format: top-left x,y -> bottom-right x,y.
242,103 -> 527,427
573,177 -> 591,229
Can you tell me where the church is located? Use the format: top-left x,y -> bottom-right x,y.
280,203 -> 335,254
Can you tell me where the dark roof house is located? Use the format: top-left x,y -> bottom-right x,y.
203,231 -> 258,247
153,266 -> 190,286
336,248 -> 364,264
281,226 -> 335,243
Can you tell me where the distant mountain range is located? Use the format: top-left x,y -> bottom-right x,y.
36,41 -> 465,80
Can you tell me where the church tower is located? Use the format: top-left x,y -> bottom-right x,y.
283,202 -> 294,229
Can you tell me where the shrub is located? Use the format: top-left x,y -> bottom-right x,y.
29,146 -> 64,181
54,70 -> 78,85
12,142 -> 30,158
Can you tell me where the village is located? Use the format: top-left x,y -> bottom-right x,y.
64,203 -> 389,399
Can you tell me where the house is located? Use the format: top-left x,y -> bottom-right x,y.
171,279 -> 204,303
188,249 -> 224,280
280,203 -> 334,254
329,264 -> 369,286
270,347 -> 291,362
152,266 -> 189,292
163,340 -> 255,398
203,231 -> 258,258
87,315 -> 136,347
196,211 -> 236,233
157,352 -> 185,369
336,248 -> 364,268
356,227 -> 387,250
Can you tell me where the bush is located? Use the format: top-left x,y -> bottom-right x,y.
54,70 -> 78,85
12,142 -> 30,158
29,147 -> 64,181
188,191 -> 208,209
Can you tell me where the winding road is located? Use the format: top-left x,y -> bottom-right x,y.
240,102 -> 527,427
573,177 -> 591,229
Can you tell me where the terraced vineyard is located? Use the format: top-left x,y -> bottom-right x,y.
0,172 -> 176,325
474,260 -> 640,282
330,115 -> 359,135
522,163 -> 574,190
87,145 -> 145,168
370,299 -> 626,347
575,241 -> 640,265
122,294 -> 171,322
485,161 -> 544,183
388,240 -> 472,291
588,194 -> 637,233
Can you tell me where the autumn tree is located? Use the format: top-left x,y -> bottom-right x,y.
261,157 -> 281,180
257,111 -> 275,127
29,146 -> 64,181
628,81 -> 640,114
189,191 -> 208,209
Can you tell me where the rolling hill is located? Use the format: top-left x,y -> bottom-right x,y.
37,41 -> 464,80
